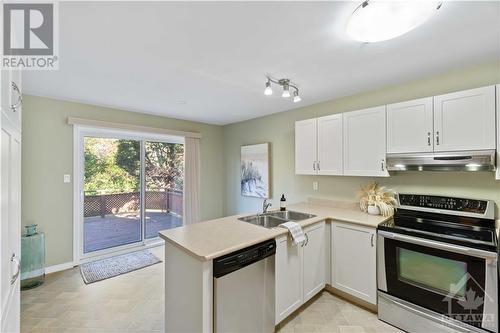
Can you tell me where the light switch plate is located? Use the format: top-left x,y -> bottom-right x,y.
64,174 -> 71,183
313,181 -> 318,191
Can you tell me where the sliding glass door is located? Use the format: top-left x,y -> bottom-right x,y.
83,138 -> 142,253
144,142 -> 184,239
78,129 -> 184,258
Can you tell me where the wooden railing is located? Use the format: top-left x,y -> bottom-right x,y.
84,190 -> 183,217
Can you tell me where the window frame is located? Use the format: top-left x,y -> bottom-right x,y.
73,125 -> 185,264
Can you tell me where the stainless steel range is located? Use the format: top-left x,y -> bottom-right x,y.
377,194 -> 498,333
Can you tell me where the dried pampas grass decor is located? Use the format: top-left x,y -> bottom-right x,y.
358,182 -> 397,217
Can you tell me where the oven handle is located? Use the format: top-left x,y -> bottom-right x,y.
378,230 -> 498,261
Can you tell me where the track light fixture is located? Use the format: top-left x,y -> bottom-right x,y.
264,76 -> 301,103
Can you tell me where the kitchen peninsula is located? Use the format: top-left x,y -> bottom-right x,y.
159,200 -> 390,332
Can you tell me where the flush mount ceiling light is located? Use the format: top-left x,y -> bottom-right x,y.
346,0 -> 442,43
264,77 -> 301,103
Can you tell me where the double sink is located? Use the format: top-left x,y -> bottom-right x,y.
238,210 -> 316,229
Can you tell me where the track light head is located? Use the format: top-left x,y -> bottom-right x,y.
282,84 -> 290,98
293,90 -> 301,103
264,80 -> 273,96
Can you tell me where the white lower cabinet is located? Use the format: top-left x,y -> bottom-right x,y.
331,221 -> 377,305
275,219 -> 378,324
275,232 -> 303,324
275,221 -> 326,324
302,222 -> 326,302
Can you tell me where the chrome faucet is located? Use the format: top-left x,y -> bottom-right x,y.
262,199 -> 272,214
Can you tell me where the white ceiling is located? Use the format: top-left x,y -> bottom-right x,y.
23,1 -> 500,125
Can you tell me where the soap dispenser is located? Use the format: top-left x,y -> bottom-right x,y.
280,194 -> 287,211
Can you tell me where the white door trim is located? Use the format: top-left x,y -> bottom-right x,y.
73,125 -> 82,264
72,124 -> 184,264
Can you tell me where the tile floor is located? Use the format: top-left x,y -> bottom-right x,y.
276,292 -> 403,333
21,246 -> 402,333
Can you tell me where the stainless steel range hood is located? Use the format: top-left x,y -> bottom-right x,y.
386,150 -> 496,172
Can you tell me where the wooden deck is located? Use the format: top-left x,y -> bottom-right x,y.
83,211 -> 182,253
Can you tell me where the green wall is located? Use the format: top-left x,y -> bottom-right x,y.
22,95 -> 225,266
22,61 -> 500,267
223,61 -> 500,216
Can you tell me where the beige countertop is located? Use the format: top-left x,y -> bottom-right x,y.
159,200 -> 391,261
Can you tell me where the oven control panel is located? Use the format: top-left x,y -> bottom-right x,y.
398,194 -> 488,214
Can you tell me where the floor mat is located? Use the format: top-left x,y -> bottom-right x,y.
80,250 -> 162,284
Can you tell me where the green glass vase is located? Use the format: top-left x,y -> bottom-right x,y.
21,226 -> 45,290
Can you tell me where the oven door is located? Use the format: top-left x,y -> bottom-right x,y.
378,230 -> 498,333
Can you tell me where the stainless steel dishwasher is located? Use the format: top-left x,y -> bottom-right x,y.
213,239 -> 276,333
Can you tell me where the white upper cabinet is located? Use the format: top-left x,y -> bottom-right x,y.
343,106 -> 388,177
387,97 -> 433,153
295,119 -> 317,175
317,114 -> 343,175
433,86 -> 495,152
296,115 -> 343,176
296,85 -> 497,178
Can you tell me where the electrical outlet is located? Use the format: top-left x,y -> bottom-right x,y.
313,181 -> 318,191
64,174 -> 71,183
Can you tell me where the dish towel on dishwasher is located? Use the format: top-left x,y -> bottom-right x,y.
278,222 -> 305,246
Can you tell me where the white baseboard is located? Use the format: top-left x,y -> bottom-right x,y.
45,261 -> 76,274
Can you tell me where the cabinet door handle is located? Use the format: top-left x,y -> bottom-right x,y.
381,159 -> 385,171
313,162 -> 316,171
317,161 -> 320,171
10,82 -> 22,112
370,234 -> 374,247
427,132 -> 431,146
436,131 -> 440,146
10,253 -> 20,285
